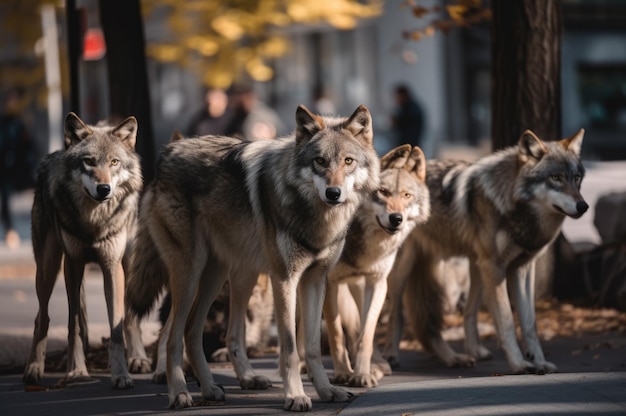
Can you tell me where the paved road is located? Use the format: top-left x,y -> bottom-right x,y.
1,333 -> 625,415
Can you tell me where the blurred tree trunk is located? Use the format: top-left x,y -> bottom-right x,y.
65,0 -> 81,114
99,0 -> 156,182
491,0 -> 562,150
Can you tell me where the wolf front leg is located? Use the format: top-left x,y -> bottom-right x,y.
184,262 -> 229,403
124,313 -> 151,373
62,258 -> 92,384
382,242 -> 413,368
463,261 -> 492,361
227,271 -> 272,389
349,276 -> 388,387
165,251 -> 210,409
323,280 -> 354,384
23,235 -> 63,384
272,274 -> 313,411
122,254 -> 151,374
299,266 -> 354,405
476,258 -> 536,374
509,261 -> 557,374
102,260 -> 134,389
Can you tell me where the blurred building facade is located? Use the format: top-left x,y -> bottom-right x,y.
145,0 -> 626,159
1,0 -> 626,160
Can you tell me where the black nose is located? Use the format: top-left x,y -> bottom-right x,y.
96,184 -> 111,198
576,201 -> 589,215
326,187 -> 341,201
389,213 -> 403,227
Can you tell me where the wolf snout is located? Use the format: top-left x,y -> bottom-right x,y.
96,184 -> 111,199
576,200 -> 589,215
389,213 -> 403,227
325,187 -> 342,202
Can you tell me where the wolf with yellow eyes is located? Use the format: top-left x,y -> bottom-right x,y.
23,112 -> 150,389
384,129 -> 588,376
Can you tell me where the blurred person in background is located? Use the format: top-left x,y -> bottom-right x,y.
0,88 -> 37,249
390,83 -> 425,148
311,85 -> 336,116
186,88 -> 232,137
225,84 -> 286,141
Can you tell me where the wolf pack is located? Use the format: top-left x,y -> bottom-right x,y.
21,104 -> 588,412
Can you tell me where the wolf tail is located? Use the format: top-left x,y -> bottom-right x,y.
126,191 -> 168,319
403,250 -> 446,352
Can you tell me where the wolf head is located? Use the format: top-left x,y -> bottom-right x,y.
371,144 -> 430,234
64,112 -> 141,203
515,128 -> 588,219
294,104 -> 379,206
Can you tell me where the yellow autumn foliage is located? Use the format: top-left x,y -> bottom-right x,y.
142,0 -> 382,87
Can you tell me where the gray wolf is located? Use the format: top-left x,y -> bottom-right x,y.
384,129 -> 588,374
22,112 -> 150,388
138,130 -> 276,384
126,104 -> 379,411
320,144 -> 430,388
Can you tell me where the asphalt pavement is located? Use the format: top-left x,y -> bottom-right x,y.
1,152 -> 626,415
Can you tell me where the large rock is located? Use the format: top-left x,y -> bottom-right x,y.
594,192 -> 626,244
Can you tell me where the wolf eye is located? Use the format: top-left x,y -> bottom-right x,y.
345,157 -> 354,165
111,159 -> 120,166
314,157 -> 325,165
550,174 -> 561,182
403,192 -> 413,200
83,158 -> 96,167
378,188 -> 390,197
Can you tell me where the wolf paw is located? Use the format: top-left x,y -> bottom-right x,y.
535,361 -> 558,375
152,371 -> 167,384
128,356 -> 151,374
23,363 -> 44,385
383,354 -> 400,368
330,371 -> 352,385
239,375 -> 271,390
210,347 -> 230,363
317,385 -> 354,402
202,383 -> 226,401
169,392 -> 194,409
348,373 -> 378,388
446,353 -> 476,368
112,374 -> 134,389
511,360 -> 537,375
284,396 -> 313,411
371,360 -> 392,376
468,345 -> 492,361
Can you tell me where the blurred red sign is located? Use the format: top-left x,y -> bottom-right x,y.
83,28 -> 106,60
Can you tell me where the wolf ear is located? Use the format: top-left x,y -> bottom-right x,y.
405,146 -> 426,181
170,130 -> 185,143
345,105 -> 373,147
380,144 -> 412,170
518,129 -> 547,163
295,105 -> 325,145
64,112 -> 93,149
112,116 -> 138,150
559,128 -> 584,156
